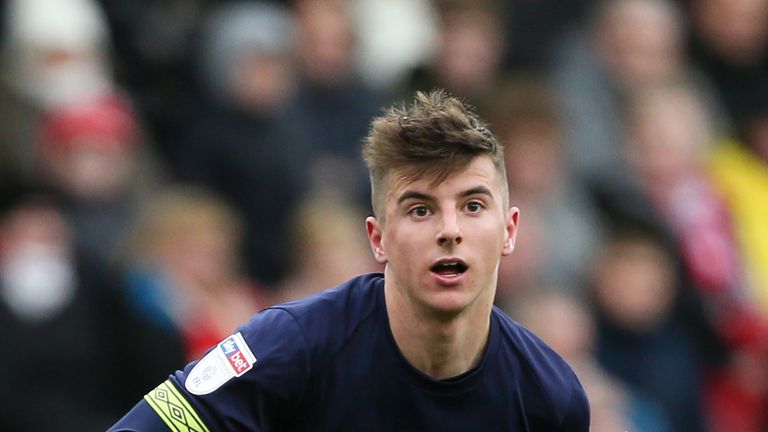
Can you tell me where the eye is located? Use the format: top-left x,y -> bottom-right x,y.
409,206 -> 431,218
465,201 -> 484,213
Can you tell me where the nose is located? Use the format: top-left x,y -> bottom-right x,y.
436,211 -> 463,246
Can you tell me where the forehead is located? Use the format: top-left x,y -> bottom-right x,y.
384,156 -> 503,203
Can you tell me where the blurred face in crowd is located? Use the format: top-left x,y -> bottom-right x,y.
693,0 -> 768,64
16,47 -> 109,107
435,10 -> 505,96
502,123 -> 563,198
148,209 -> 240,291
0,202 -> 71,261
0,202 -> 75,321
165,228 -> 236,291
4,0 -> 111,107
516,292 -> 595,364
38,95 -> 139,202
230,53 -> 295,112
367,156 -> 517,319
592,236 -> 676,332
294,0 -> 355,85
43,138 -> 135,201
292,198 -> 377,294
596,0 -> 683,86
625,88 -> 709,189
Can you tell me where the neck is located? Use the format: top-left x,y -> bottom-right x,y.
384,273 -> 494,380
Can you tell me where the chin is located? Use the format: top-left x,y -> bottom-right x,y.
421,290 -> 479,319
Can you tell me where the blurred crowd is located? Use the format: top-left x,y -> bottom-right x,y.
0,0 -> 766,430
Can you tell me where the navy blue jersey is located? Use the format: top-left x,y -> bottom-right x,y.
110,274 -> 589,431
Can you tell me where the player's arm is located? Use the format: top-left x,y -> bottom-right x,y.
109,397 -> 172,431
108,308 -> 310,431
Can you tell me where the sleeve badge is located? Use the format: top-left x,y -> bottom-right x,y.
184,332 -> 257,395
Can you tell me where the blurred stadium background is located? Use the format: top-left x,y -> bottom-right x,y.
0,0 -> 767,430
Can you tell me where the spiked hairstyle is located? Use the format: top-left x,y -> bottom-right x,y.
362,89 -> 508,219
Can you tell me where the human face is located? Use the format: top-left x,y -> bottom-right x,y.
366,156 -> 518,318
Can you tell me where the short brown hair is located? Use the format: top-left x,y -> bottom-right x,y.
362,89 -> 507,219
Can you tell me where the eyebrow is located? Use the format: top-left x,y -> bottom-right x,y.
397,190 -> 434,205
458,186 -> 494,200
396,185 -> 495,205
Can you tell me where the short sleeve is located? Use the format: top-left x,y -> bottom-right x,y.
109,308 -> 310,431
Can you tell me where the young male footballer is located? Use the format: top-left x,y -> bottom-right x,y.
109,90 -> 590,431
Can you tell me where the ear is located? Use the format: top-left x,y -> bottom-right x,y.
501,207 -> 519,257
366,216 -> 388,264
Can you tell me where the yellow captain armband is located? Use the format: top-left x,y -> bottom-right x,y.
144,380 -> 211,432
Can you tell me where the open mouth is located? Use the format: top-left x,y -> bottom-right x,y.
430,259 -> 469,277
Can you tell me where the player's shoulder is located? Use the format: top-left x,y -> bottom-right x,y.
492,307 -> 589,421
274,273 -> 383,315
270,273 -> 384,330
182,273 -> 384,397
256,273 -> 385,357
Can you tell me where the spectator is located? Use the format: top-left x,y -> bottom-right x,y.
177,1 -> 307,285
0,180 -> 180,430
0,0 -> 112,179
404,0 -> 507,112
709,86 -> 768,318
488,77 -> 601,304
617,76 -> 768,432
619,79 -> 768,346
589,220 -> 708,431
122,187 -> 268,360
687,0 -> 768,129
514,290 -> 671,432
291,0 -> 383,205
279,190 -> 380,302
36,92 -> 159,266
95,0 -> 215,171
554,0 -> 687,179
708,88 -> 768,431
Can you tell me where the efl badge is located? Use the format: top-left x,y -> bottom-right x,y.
185,332 -> 257,395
